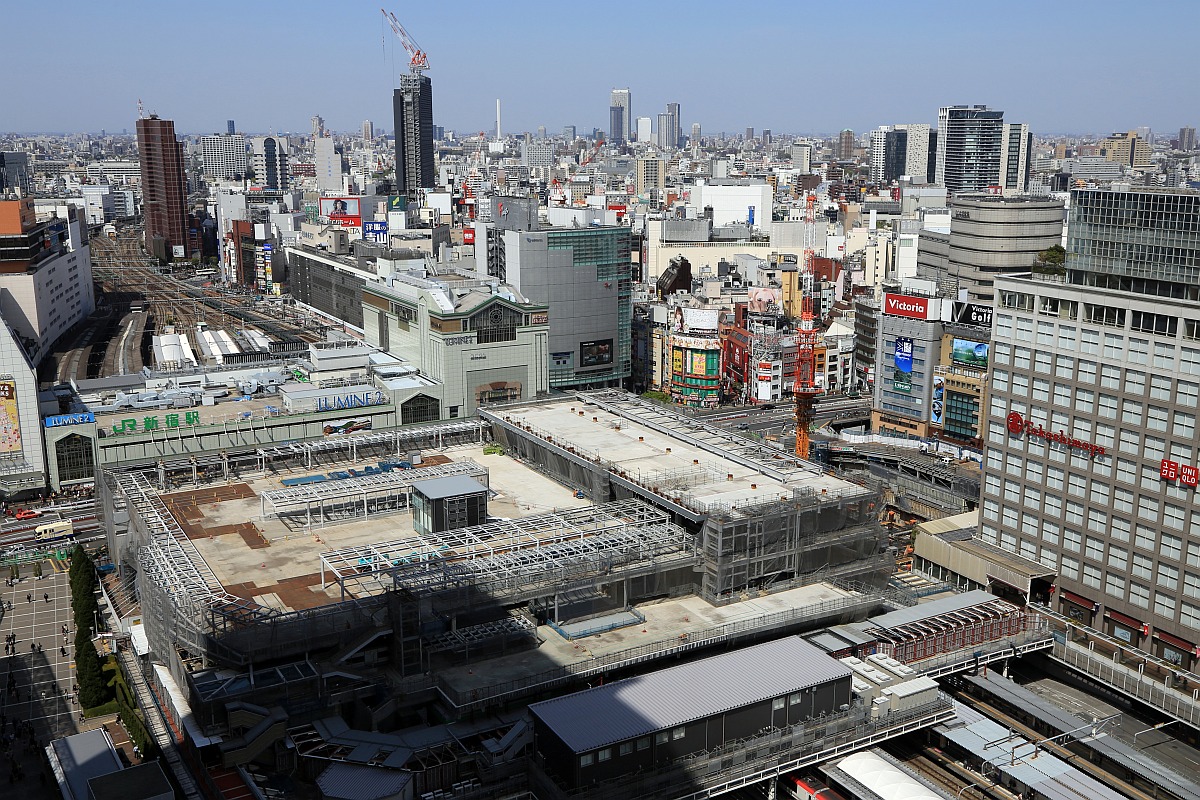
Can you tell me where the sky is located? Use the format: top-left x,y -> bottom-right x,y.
3,0 -> 1197,138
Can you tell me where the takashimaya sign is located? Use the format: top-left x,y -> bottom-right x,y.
1006,411 -> 1106,458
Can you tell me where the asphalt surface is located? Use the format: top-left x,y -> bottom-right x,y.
0,568 -> 81,795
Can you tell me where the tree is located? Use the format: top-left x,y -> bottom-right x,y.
76,630 -> 110,709
1034,244 -> 1066,275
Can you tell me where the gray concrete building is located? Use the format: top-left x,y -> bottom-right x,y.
982,187 -> 1200,666
871,290 -> 946,439
477,198 -> 631,389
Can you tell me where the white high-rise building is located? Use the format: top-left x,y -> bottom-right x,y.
610,88 -> 631,142
362,120 -> 374,141
199,133 -> 248,180
250,136 -> 290,190
869,126 -> 892,184
314,137 -> 342,193
898,123 -> 932,182
792,143 -> 812,173
1000,122 -> 1032,194
636,116 -> 652,143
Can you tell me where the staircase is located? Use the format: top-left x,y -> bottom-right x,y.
118,648 -> 203,800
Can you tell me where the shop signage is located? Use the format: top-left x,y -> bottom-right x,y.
1160,459 -> 1200,487
316,391 -> 387,412
442,335 -> 477,346
44,413 -> 95,428
884,293 -> 933,320
1006,411 -> 1106,457
113,412 -> 201,434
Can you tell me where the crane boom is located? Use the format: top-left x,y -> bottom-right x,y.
794,193 -> 821,460
381,8 -> 429,74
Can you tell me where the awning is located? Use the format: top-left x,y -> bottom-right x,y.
152,664 -> 223,748
128,623 -> 150,656
1060,589 -> 1097,611
1105,608 -> 1145,631
1153,629 -> 1195,652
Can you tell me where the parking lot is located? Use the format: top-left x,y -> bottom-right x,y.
1,566 -> 80,792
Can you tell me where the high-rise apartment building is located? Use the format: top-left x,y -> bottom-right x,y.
311,115 -> 325,140
983,186 -> 1200,666
393,73 -> 435,195
636,156 -> 665,196
656,103 -> 681,150
692,122 -> 702,144
610,88 -> 631,143
935,105 -> 1006,194
136,115 -> 189,260
199,133 -> 248,180
250,136 -> 289,190
1000,123 -> 1033,193
836,129 -> 855,160
562,125 -> 577,141
1178,127 -> 1196,151
869,127 -> 893,184
636,117 -> 652,143
314,137 -> 342,194
792,143 -> 812,173
362,119 -> 374,141
871,125 -> 935,185
745,127 -> 754,142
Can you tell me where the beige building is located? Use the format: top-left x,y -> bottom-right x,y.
1102,131 -> 1152,168
635,156 -> 665,198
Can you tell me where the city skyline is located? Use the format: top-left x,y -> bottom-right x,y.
4,0 -> 1198,137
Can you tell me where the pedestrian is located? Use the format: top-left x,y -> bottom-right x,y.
42,593 -> 47,603
24,595 -> 29,604
59,647 -> 65,658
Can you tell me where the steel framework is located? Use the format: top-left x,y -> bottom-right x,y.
259,459 -> 488,527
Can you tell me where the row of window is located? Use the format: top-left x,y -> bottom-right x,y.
996,312 -> 1200,353
990,375 -> 1199,437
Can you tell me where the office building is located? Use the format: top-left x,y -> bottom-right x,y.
792,143 -> 812,173
562,125 -> 577,141
762,128 -> 771,146
1000,123 -> 1033,193
226,119 -> 236,135
393,73 -> 435,195
940,196 -> 1064,303
935,105 -> 1005,194
636,116 -> 653,144
521,139 -> 554,168
199,133 -> 248,180
0,153 -> 32,196
610,88 -> 631,142
310,115 -> 325,140
608,105 -> 626,145
362,119 -> 374,141
657,102 -> 681,150
1102,131 -> 1152,168
249,136 -> 289,190
0,304 -> 46,496
877,123 -> 938,184
136,115 -> 189,260
478,197 -> 631,389
983,186 -> 1200,666
1178,126 -> 1196,151
0,198 -> 96,366
313,137 -> 342,193
836,129 -> 855,160
871,288 -> 946,439
746,127 -> 754,142
692,122 -> 702,144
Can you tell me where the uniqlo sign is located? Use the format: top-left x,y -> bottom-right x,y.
883,293 -> 932,320
1161,459 -> 1199,487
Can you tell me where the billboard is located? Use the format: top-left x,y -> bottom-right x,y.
952,301 -> 993,328
322,417 -> 373,437
580,339 -> 614,367
387,195 -> 407,212
931,376 -> 945,426
363,221 -> 389,243
747,287 -> 782,314
0,380 -> 20,453
893,337 -> 913,393
671,307 -> 719,334
319,197 -> 362,227
951,338 -> 990,369
883,293 -> 937,320
462,228 -> 476,245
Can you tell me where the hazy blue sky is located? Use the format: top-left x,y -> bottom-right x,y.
4,0 -> 1196,137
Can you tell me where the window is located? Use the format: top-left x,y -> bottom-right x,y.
581,753 -> 594,767
1130,583 -> 1150,609
1057,324 -> 1077,347
1149,375 -> 1173,401
992,369 -> 1009,392
1135,525 -> 1156,551
1089,481 -> 1109,505
1131,310 -> 1177,336
1043,522 -> 1060,546
1165,504 -> 1186,530
1056,355 -> 1074,379
598,748 -> 611,762
1101,365 -> 1121,389
1163,533 -> 1183,560
1078,360 -> 1097,384
1097,394 -> 1117,419
1121,400 -> 1143,425
1035,352 -> 1052,374
1186,573 -> 1200,600
1116,459 -> 1136,485
1111,517 -> 1131,542
1080,329 -> 1100,354
1155,593 -> 1177,618
1082,563 -> 1101,588
637,737 -> 650,751
1180,381 -> 1200,408
1036,320 -> 1054,345
772,698 -> 786,711
1114,488 -> 1134,513
1125,370 -> 1146,395
1174,412 -> 1196,438
1144,436 -> 1166,460
1026,460 -> 1043,483
1066,502 -> 1085,525
1061,556 -> 1080,580
1109,545 -> 1128,571
1154,342 -> 1175,369
1085,536 -> 1104,562
1132,553 -> 1153,580
1014,347 -> 1031,369
1183,347 -> 1200,376
789,693 -> 801,705
1064,528 -> 1082,553
655,732 -> 669,745
1075,388 -> 1094,413
1103,333 -> 1124,359
1147,406 -> 1169,432
620,742 -> 634,756
672,727 -> 685,740
1105,572 -> 1126,596
1126,337 -> 1148,363
1044,494 -> 1062,517
1067,473 -> 1087,497
1184,602 -> 1200,629
1158,564 -> 1180,591
1046,467 -> 1064,490
994,343 -> 1011,365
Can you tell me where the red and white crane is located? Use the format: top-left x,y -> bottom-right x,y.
794,193 -> 821,460
382,8 -> 429,74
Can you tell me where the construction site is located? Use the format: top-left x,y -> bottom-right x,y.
99,389 -> 901,798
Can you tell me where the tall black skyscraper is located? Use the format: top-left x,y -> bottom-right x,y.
393,73 -> 434,195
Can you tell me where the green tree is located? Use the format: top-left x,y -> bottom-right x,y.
76,631 -> 110,709
1034,244 -> 1066,275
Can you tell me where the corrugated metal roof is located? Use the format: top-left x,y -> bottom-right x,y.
412,475 -> 489,500
868,590 -> 1001,631
316,763 -> 411,800
528,636 -> 851,753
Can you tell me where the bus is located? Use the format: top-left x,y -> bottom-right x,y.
35,520 -> 74,542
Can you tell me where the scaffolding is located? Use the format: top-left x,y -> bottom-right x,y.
260,460 -> 489,528
258,419 -> 487,470
319,499 -> 694,603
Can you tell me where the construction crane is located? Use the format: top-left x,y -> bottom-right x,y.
382,8 -> 428,74
794,193 -> 822,460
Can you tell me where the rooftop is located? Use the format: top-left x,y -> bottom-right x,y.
529,635 -> 851,753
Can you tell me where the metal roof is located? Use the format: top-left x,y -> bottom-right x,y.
316,763 -> 411,800
868,590 -> 1001,630
528,636 -> 851,753
411,474 -> 490,500
49,728 -> 123,800
824,749 -> 954,800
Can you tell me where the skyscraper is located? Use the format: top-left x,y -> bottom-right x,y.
562,125 -> 577,141
226,119 -> 236,135
1000,122 -> 1033,193
836,129 -> 855,160
984,186 -> 1200,662
745,127 -> 754,142
610,88 -> 631,142
935,105 -> 1005,194
871,124 -> 935,184
136,115 -> 189,260
311,115 -> 325,140
608,105 -> 627,145
363,120 -> 374,141
691,122 -> 702,144
666,103 -> 681,148
314,137 -> 342,194
393,73 -> 435,195
199,133 -> 248,180
1179,126 -> 1196,151
250,136 -> 289,190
